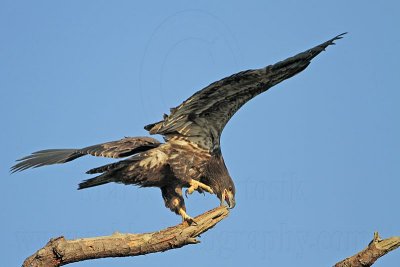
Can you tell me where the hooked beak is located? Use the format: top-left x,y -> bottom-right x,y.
221,190 -> 236,209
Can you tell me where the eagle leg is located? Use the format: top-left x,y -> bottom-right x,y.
178,208 -> 197,225
161,186 -> 197,225
185,179 -> 214,198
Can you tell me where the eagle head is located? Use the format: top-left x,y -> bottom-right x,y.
220,183 -> 235,209
204,152 -> 236,209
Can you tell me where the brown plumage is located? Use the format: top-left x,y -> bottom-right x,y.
11,33 -> 345,223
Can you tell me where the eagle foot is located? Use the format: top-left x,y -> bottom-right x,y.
185,179 -> 214,198
179,208 -> 197,225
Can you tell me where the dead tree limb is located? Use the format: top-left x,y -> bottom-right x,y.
22,208 -> 400,267
22,206 -> 229,267
334,232 -> 400,267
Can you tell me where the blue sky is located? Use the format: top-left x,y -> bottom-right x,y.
1,1 -> 399,266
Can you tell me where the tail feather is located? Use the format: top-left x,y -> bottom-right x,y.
86,155 -> 142,174
86,161 -> 128,174
78,173 -> 114,190
11,149 -> 82,173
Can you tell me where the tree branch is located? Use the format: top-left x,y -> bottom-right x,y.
22,208 -> 400,267
334,232 -> 400,267
22,206 -> 229,267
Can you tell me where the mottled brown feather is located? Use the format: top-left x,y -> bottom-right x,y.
11,137 -> 160,172
145,33 -> 346,151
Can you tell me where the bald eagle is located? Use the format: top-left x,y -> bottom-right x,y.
12,33 -> 345,224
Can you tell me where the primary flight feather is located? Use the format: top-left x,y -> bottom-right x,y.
12,33 -> 346,223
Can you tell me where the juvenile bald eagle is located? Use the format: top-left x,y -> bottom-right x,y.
12,33 -> 345,223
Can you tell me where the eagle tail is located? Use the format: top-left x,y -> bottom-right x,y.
78,173 -> 114,190
85,161 -> 126,174
79,159 -> 141,189
11,149 -> 82,173
80,156 -> 142,188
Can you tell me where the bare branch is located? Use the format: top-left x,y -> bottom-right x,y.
22,206 -> 229,267
334,232 -> 400,267
22,208 -> 400,267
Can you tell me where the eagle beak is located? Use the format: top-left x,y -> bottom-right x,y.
222,189 -> 236,209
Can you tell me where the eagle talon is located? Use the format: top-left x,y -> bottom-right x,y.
186,217 -> 198,226
185,179 -> 213,198
179,208 -> 197,225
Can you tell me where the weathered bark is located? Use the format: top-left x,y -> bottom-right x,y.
22,208 -> 400,267
334,232 -> 400,267
22,206 -> 229,267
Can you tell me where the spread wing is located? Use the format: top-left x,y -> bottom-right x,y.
72,137 -> 160,158
11,137 -> 161,172
145,33 -> 346,150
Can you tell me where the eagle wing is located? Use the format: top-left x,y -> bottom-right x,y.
11,137 -> 161,172
145,33 -> 346,150
74,137 -> 160,158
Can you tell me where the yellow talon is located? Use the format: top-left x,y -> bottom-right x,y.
185,179 -> 214,198
178,208 -> 197,225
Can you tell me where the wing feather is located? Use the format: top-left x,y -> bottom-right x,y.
11,137 -> 161,172
145,33 -> 346,150
80,137 -> 160,158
